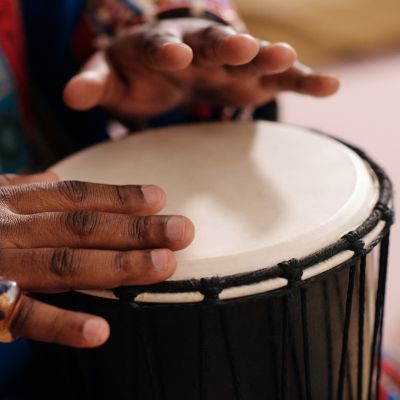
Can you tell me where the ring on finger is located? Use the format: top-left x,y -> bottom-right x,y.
0,279 -> 22,342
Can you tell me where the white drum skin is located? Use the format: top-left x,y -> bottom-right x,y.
51,121 -> 381,302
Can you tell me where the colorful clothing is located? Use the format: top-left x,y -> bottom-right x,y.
0,1 -> 29,172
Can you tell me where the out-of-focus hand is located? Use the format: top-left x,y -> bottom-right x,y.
63,18 -> 340,119
0,172 -> 194,348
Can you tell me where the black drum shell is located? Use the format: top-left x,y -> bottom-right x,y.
25,262 -> 368,400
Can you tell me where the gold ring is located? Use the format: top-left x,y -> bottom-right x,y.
0,279 -> 22,342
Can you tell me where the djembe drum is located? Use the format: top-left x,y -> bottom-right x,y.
27,122 -> 393,400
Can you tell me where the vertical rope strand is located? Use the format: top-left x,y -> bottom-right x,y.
323,280 -> 334,400
219,305 -> 243,400
337,264 -> 356,400
268,306 -> 280,400
357,256 -> 367,400
367,234 -> 390,400
301,288 -> 313,400
138,309 -> 163,400
375,234 -> 390,399
199,305 -> 207,400
281,296 -> 289,400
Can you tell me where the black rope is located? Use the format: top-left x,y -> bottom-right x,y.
357,256 -> 367,400
281,296 -> 289,400
367,234 -> 390,400
199,304 -> 207,400
267,306 -> 280,400
334,271 -> 355,400
337,264 -> 356,400
288,295 -> 306,400
301,288 -> 312,400
138,310 -> 163,400
322,279 -> 333,400
376,234 -> 390,399
218,305 -> 243,400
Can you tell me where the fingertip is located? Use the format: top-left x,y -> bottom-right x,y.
309,74 -> 341,97
321,74 -> 341,95
261,42 -> 297,73
82,318 -> 110,347
141,185 -> 166,210
63,73 -> 104,111
165,216 -> 195,251
45,171 -> 60,181
182,216 -> 195,247
218,33 -> 259,65
151,248 -> 177,278
153,42 -> 193,71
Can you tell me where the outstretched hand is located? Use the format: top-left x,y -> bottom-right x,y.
64,18 -> 339,118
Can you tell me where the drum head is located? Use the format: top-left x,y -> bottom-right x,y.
52,121 -> 378,283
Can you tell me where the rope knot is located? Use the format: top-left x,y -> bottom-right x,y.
342,231 -> 365,255
279,258 -> 302,285
376,203 -> 395,225
113,286 -> 141,302
200,277 -> 222,301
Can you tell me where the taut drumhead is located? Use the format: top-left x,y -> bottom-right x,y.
52,121 -> 378,282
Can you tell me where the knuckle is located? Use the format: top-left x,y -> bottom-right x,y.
129,216 -> 151,243
114,251 -> 133,276
0,214 -> 22,248
63,211 -> 100,238
10,297 -> 32,336
47,311 -> 65,344
50,248 -> 77,277
114,185 -> 141,208
58,181 -> 88,203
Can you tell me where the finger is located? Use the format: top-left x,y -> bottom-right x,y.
63,52 -> 125,111
108,25 -> 193,73
4,181 -> 166,215
140,28 -> 193,71
10,296 -> 110,348
0,172 -> 58,187
10,213 -> 195,251
263,62 -> 340,97
0,247 -> 176,291
185,24 -> 259,66
226,42 -> 297,77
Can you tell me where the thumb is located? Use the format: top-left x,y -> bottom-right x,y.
0,172 -> 59,186
63,51 -> 116,111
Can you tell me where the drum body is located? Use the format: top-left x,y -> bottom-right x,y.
25,122 -> 393,400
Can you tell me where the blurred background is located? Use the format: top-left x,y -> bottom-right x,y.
237,0 -> 400,355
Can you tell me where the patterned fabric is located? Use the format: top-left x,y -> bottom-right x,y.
0,0 -> 29,172
381,355 -> 400,399
86,0 -> 240,36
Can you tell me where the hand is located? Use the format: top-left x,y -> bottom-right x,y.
0,173 -> 194,348
63,18 -> 340,119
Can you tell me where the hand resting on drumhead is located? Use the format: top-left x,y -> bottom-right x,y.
63,18 -> 340,118
0,172 -> 194,348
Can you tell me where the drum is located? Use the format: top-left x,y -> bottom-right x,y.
26,121 -> 393,400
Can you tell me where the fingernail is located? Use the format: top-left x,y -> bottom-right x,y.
151,249 -> 169,271
166,216 -> 185,241
141,185 -> 162,205
83,319 -> 105,343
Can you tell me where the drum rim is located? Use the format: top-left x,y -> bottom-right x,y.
105,130 -> 394,303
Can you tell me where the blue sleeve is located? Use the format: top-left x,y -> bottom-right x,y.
20,0 -> 109,155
